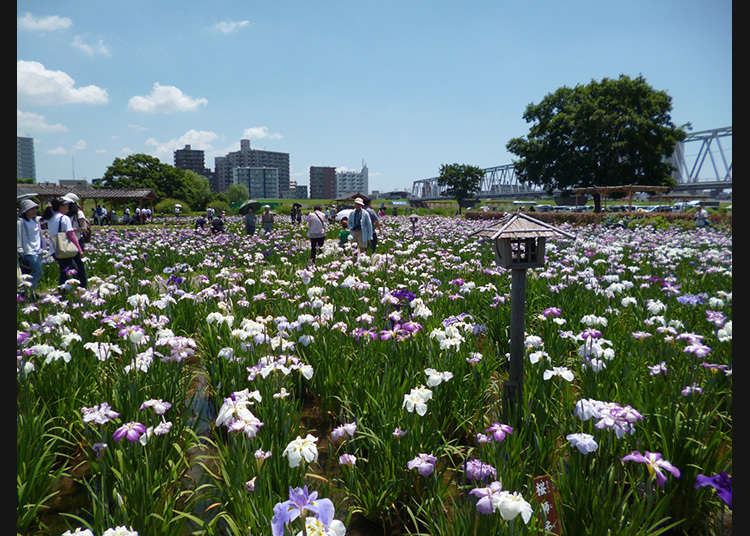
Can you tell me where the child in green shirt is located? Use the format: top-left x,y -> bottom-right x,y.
338,217 -> 351,247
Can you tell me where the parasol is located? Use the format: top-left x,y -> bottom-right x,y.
336,208 -> 353,221
239,199 -> 262,215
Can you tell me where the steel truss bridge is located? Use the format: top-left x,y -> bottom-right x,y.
410,126 -> 732,200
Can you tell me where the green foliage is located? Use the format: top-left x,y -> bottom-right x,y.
98,154 -> 193,203
183,171 -> 213,211
155,198 -> 189,215
506,74 -> 688,192
18,177 -> 35,184
224,183 -> 249,205
206,200 -> 231,214
437,163 -> 484,214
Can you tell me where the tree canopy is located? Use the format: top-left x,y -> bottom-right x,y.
97,154 -> 193,204
225,183 -> 249,205
437,163 -> 484,214
506,75 -> 687,211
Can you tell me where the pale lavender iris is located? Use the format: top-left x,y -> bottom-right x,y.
469,481 -> 504,514
621,450 -> 680,487
566,433 -> 598,454
407,453 -> 437,477
271,486 -> 335,536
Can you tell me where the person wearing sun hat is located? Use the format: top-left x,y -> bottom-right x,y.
348,197 -> 372,253
63,192 -> 92,248
17,198 -> 44,299
47,196 -> 88,290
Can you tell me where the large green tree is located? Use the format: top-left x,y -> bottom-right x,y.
437,163 -> 485,214
225,183 -> 249,205
97,154 -> 192,203
506,75 -> 688,212
183,170 -> 213,211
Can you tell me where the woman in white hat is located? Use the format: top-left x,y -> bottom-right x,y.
47,196 -> 87,290
16,198 -> 44,299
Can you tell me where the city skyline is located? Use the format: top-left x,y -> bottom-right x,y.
18,1 -> 731,191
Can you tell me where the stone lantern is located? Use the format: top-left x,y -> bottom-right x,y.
473,211 -> 574,409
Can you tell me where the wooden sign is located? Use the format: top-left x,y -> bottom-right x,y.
532,475 -> 562,535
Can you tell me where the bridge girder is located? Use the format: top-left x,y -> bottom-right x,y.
410,126 -> 732,200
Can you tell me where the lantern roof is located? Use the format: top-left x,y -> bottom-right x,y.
472,211 -> 575,240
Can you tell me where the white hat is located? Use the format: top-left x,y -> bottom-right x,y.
63,193 -> 80,204
354,197 -> 365,206
19,199 -> 38,214
264,204 -> 270,209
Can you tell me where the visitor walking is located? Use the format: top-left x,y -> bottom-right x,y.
47,197 -> 87,290
63,193 -> 91,250
17,198 -> 44,299
303,204 -> 328,264
363,198 -> 380,253
348,198 -> 373,254
695,207 -> 710,228
261,205 -> 275,235
244,208 -> 257,236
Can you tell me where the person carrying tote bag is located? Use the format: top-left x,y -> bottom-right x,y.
47,197 -> 88,290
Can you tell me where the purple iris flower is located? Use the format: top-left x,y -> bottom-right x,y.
486,422 -> 513,442
407,453 -> 437,477
677,294 -> 704,306
621,451 -> 680,487
695,472 -> 732,508
112,422 -> 147,442
391,289 -> 416,303
271,486 -> 335,536
469,481 -> 504,514
464,459 -> 497,482
543,307 -> 562,318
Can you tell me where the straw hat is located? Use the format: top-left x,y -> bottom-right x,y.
63,193 -> 80,204
354,197 -> 365,206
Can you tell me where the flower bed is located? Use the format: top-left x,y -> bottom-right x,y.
17,216 -> 732,536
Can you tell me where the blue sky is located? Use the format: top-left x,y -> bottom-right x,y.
18,0 -> 732,192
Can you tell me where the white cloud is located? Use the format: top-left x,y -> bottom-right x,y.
17,109 -> 68,134
72,139 -> 87,152
242,126 -> 283,140
128,124 -> 148,132
48,147 -> 67,155
128,83 -> 208,113
95,148 -> 107,154
212,20 -> 250,34
144,129 -> 219,162
118,147 -> 134,157
18,12 -> 72,32
17,60 -> 109,105
72,35 -> 111,57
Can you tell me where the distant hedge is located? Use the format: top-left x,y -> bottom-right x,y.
464,210 -> 731,229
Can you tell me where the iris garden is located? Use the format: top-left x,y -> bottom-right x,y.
17,214 -> 731,535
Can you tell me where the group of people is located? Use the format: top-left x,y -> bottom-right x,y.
242,198 -> 382,265
195,208 -> 228,234
17,193 -> 90,300
91,205 -> 152,226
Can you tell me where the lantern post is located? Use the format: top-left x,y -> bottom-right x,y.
472,212 -> 574,411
